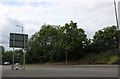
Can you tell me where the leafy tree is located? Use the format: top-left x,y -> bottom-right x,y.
27,21 -> 87,63
58,21 -> 87,60
2,51 -> 13,63
14,50 -> 23,64
92,25 -> 119,52
27,24 -> 59,63
2,49 -> 23,64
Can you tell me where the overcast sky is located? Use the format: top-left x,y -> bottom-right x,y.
0,0 -> 120,50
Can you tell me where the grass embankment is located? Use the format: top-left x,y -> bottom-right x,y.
51,51 -> 118,65
79,50 -> 118,65
27,50 -> 118,65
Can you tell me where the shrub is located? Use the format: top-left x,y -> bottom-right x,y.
107,56 -> 118,64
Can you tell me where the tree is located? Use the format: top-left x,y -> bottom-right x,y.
14,50 -> 23,64
27,24 -> 59,63
2,49 -> 23,64
27,21 -> 87,63
2,51 -> 12,63
92,25 -> 119,52
53,21 -> 87,61
63,21 -> 87,60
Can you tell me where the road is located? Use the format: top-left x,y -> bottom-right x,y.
2,65 -> 118,77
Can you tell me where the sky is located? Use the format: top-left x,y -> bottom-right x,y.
0,0 -> 120,50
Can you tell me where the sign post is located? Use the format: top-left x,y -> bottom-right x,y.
10,33 -> 28,70
12,33 -> 15,70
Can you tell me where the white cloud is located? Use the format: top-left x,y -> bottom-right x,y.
0,0 -> 118,50
1,0 -> 120,3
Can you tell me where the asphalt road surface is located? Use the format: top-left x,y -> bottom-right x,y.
2,65 -> 118,77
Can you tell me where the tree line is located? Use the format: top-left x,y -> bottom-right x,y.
26,21 -> 119,64
2,21 -> 119,64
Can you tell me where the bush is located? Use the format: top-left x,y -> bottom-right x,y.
107,56 -> 118,64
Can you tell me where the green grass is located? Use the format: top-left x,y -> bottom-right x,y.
79,50 -> 118,65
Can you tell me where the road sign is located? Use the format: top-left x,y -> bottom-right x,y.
9,33 -> 28,48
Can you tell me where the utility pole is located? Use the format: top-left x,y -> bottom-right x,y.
114,0 -> 119,30
114,2 -> 120,79
114,0 -> 120,50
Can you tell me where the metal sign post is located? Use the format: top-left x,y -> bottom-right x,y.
23,35 -> 26,70
12,33 -> 15,70
10,33 -> 28,70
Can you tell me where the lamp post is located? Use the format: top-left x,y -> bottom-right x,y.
64,29 -> 68,64
16,25 -> 23,34
16,25 -> 25,70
